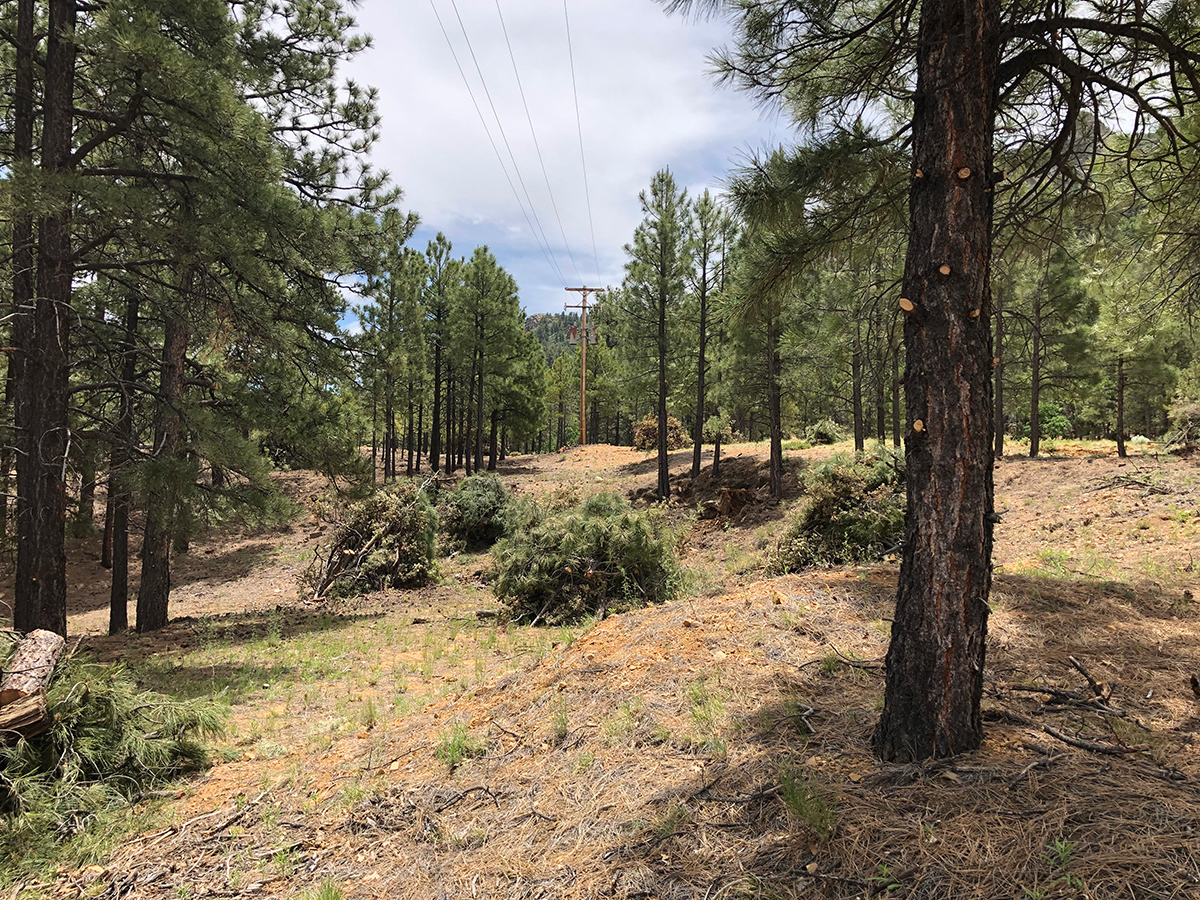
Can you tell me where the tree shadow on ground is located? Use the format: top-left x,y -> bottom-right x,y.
79,605 -> 383,666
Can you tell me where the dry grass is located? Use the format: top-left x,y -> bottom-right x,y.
9,445 -> 1200,899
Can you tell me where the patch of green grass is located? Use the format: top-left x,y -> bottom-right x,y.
303,879 -> 345,900
779,766 -> 836,838
435,721 -> 487,770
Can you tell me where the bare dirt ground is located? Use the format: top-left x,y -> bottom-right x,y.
8,440 -> 1200,900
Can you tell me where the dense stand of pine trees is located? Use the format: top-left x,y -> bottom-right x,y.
5,0 -> 1200,765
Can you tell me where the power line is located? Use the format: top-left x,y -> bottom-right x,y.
447,0 -> 568,286
494,0 -> 583,284
427,0 -> 566,286
563,0 -> 602,285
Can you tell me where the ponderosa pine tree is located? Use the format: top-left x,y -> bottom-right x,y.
613,170 -> 692,499
665,0 -> 1200,760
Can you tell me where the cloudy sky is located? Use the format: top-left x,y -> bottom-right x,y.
344,0 -> 790,315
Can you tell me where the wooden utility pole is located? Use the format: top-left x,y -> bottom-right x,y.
565,287 -> 603,445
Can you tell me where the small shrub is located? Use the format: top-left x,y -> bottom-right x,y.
304,483 -> 436,599
770,453 -> 905,573
435,721 -> 487,770
804,418 -> 847,445
633,413 -> 689,452
779,766 -> 836,838
493,493 -> 681,624
438,472 -> 509,551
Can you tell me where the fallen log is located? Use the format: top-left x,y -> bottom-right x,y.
1,628 -> 66,706
0,690 -> 52,745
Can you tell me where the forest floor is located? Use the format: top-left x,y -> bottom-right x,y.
6,439 -> 1200,900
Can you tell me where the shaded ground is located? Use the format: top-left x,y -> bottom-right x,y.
5,440 -> 1200,899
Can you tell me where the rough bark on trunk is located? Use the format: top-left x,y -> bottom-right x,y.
0,628 -> 65,704
431,331 -> 443,473
136,308 -> 189,633
1116,355 -> 1126,458
15,0 -> 76,638
8,0 -> 34,581
873,0 -> 998,762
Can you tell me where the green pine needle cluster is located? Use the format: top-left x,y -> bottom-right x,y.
0,655 -> 225,869
493,493 -> 681,625
438,473 -> 510,552
771,450 -> 905,573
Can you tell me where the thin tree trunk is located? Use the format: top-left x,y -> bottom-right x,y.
852,329 -> 865,452
1116,354 -> 1126,458
767,307 -> 783,498
136,303 -> 189,634
72,442 -> 97,536
371,389 -> 378,485
406,398 -> 414,477
416,397 -> 424,474
487,410 -> 499,471
1029,292 -> 1042,457
657,288 -> 670,499
474,348 -> 485,473
891,334 -> 902,449
15,0 -> 77,637
994,282 -> 1005,457
693,274 -> 708,478
874,0 -> 998,761
109,293 -> 140,634
431,331 -> 443,473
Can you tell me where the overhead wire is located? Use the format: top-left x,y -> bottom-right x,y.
447,0 -> 569,286
494,0 -> 583,284
563,0 -> 603,285
427,0 -> 566,286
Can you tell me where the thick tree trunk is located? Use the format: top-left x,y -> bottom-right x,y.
767,308 -> 783,499
109,294 -> 140,634
1115,355 -> 1127,458
1029,293 -> 1042,457
0,628 -> 65,704
136,308 -> 188,633
873,0 -> 998,762
994,282 -> 1005,457
16,0 -> 77,638
8,0 -> 34,562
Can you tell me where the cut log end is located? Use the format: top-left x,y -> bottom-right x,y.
0,690 -> 52,746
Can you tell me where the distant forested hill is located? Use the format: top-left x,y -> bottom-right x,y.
526,312 -> 581,364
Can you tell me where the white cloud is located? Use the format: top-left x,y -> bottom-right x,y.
346,0 -> 787,314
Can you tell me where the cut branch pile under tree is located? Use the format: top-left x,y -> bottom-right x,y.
303,482 -> 437,600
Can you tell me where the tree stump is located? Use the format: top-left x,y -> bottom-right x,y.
1,628 -> 66,705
